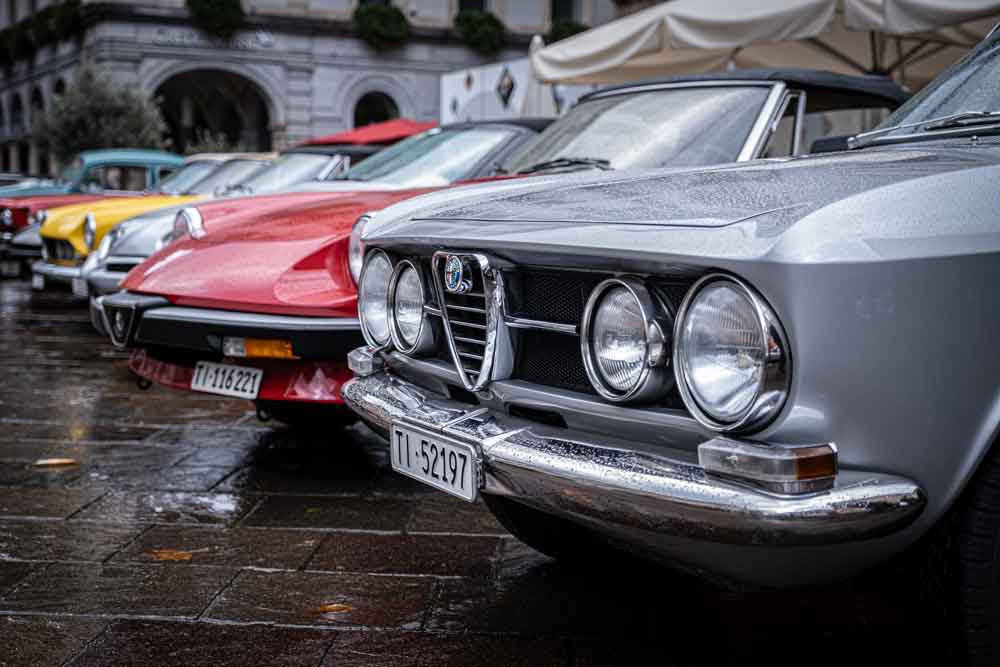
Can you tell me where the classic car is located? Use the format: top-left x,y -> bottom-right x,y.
0,153 -> 245,277
96,119 -> 549,425
342,30 -> 1000,663
96,68 -> 904,427
32,154 -> 276,292
0,149 -> 183,198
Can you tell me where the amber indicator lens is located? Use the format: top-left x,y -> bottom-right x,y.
223,337 -> 298,359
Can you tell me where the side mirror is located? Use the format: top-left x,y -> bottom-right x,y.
809,135 -> 851,154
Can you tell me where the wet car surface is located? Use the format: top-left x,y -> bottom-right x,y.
0,279 -> 952,665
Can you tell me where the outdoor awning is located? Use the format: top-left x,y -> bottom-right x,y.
530,0 -> 1000,88
303,119 -> 437,147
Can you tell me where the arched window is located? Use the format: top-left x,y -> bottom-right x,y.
10,94 -> 23,134
353,91 -> 399,127
30,87 -> 43,114
53,78 -> 67,96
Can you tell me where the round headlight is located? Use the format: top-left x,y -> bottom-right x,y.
581,278 -> 671,403
389,260 -> 436,355
358,250 -> 393,347
30,209 -> 47,226
1,209 -> 12,227
674,275 -> 789,432
349,214 -> 371,285
83,213 -> 96,249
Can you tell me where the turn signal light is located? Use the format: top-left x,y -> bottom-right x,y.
698,439 -> 837,495
223,337 -> 298,360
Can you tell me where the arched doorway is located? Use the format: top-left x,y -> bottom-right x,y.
53,78 -> 67,96
354,91 -> 399,127
155,69 -> 272,153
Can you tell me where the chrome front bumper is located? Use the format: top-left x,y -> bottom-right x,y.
84,267 -> 125,296
343,358 -> 926,583
32,260 -> 80,284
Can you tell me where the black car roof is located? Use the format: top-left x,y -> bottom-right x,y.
441,118 -> 554,133
584,68 -> 910,109
282,145 -> 380,158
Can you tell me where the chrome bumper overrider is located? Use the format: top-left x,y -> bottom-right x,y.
343,364 -> 926,550
32,260 -> 80,284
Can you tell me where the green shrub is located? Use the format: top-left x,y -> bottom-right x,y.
185,0 -> 245,41
548,19 -> 587,44
455,9 -> 505,55
32,64 -> 170,161
353,4 -> 410,51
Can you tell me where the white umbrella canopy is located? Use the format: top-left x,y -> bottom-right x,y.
530,0 -> 1000,88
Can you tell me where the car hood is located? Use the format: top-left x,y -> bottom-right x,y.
121,188 -> 441,317
41,195 -> 204,254
370,143 -> 1000,267
0,193 -> 106,212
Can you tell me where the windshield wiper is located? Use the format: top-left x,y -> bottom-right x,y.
851,110 -> 1000,149
516,157 -> 611,175
923,110 -> 1000,130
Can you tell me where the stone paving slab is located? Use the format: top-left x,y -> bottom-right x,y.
115,525 -> 324,569
205,569 -> 434,629
0,616 -> 109,666
67,619 -> 336,666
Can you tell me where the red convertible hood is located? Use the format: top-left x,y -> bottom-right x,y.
122,188 -> 441,317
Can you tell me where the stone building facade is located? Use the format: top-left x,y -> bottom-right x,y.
0,0 -> 621,174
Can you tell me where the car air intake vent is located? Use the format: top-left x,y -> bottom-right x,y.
432,252 -> 499,391
43,239 -> 76,261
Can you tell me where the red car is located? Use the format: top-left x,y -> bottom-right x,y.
98,120 -> 547,425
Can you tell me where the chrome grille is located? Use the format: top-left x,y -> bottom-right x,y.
43,238 -> 76,261
431,252 -> 506,392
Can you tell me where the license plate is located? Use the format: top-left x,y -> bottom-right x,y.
390,423 -> 479,502
191,361 -> 263,399
71,277 -> 89,298
0,260 -> 19,277
31,273 -> 44,290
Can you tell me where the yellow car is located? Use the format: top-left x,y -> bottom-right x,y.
33,154 -> 274,293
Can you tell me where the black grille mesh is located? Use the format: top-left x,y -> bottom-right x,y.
514,329 -> 594,395
506,269 -> 603,325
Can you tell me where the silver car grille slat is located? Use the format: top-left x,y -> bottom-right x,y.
432,252 -> 503,392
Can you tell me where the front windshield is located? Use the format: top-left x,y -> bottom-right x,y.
340,127 -> 517,186
875,29 -> 1000,136
159,160 -> 219,195
186,159 -> 269,195
236,153 -> 336,194
502,86 -> 770,173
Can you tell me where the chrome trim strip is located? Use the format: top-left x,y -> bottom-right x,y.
140,306 -> 359,331
342,367 -> 926,548
737,82 -> 787,162
504,315 -> 578,335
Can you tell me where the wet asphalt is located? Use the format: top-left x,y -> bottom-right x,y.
0,279 -> 952,666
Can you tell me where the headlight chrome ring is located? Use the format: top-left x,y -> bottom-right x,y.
673,274 -> 790,434
358,249 -> 394,349
387,259 -> 436,356
580,277 -> 673,403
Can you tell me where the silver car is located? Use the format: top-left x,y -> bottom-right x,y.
344,28 -> 1000,663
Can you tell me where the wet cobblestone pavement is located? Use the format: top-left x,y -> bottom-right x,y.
0,280 -> 948,665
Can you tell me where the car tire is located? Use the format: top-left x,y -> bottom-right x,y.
255,400 -> 357,430
483,494 -> 613,564
953,444 -> 1000,665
